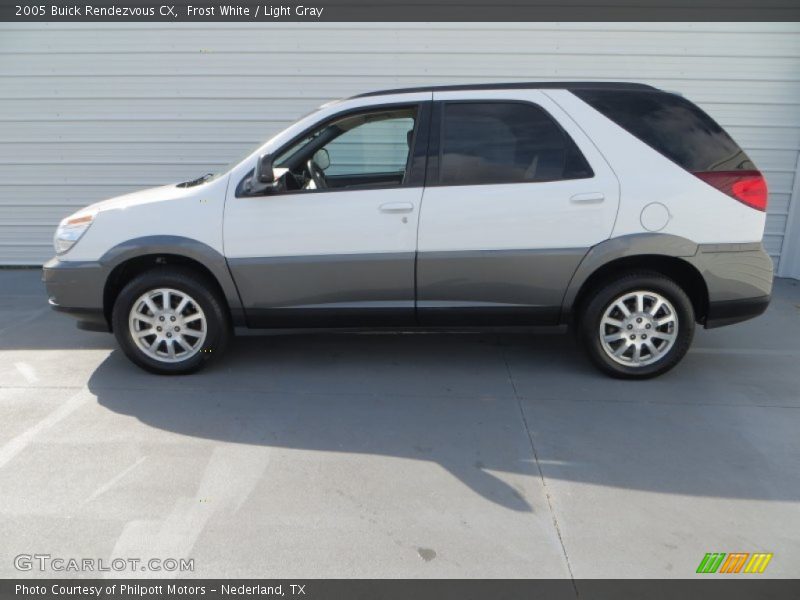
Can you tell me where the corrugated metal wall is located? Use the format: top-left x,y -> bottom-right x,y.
1,22 -> 799,273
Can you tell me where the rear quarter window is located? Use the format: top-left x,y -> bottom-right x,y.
573,90 -> 753,172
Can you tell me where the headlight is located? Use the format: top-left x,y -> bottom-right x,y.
54,213 -> 94,254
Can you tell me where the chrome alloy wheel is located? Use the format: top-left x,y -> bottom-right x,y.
598,290 -> 678,367
128,288 -> 207,363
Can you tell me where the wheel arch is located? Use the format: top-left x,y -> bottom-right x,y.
563,234 -> 709,325
99,236 -> 244,330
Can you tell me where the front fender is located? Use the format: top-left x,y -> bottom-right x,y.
99,235 -> 245,325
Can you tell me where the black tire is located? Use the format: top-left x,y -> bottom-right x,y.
578,271 -> 695,379
111,266 -> 230,375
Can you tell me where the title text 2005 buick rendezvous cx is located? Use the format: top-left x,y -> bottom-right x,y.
43,82 -> 773,378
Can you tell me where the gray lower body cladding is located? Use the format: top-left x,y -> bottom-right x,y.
44,236 -> 774,333
227,249 -> 586,328
416,248 -> 585,325
229,253 -> 417,327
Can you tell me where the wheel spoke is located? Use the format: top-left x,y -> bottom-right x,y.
182,313 -> 203,324
143,296 -> 159,315
615,300 -> 631,318
172,337 -> 186,353
652,331 -> 675,342
602,316 -> 623,328
136,328 -> 155,339
604,332 -> 626,342
645,339 -> 659,357
649,298 -> 663,318
177,333 -> 194,350
656,315 -> 675,327
631,344 -> 642,362
175,296 -> 189,315
635,293 -> 644,313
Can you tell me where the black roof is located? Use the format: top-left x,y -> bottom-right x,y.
352,81 -> 657,98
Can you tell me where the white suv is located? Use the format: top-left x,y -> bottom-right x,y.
43,82 -> 773,378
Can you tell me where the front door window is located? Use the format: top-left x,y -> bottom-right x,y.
273,107 -> 418,192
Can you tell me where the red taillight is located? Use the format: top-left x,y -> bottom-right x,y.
693,170 -> 768,212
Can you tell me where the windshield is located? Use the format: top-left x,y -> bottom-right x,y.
178,105 -> 331,188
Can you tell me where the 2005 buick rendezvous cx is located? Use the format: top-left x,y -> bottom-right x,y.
43,82 -> 773,378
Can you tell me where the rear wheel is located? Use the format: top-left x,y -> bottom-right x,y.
579,272 -> 695,379
112,267 -> 230,374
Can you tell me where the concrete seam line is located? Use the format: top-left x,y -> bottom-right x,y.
502,348 -> 579,596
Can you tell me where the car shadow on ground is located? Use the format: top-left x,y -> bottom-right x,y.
84,330 -> 800,511
86,332 -> 582,513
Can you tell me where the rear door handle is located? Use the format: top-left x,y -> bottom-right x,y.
570,192 -> 605,204
379,201 -> 414,213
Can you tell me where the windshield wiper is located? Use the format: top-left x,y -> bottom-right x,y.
177,173 -> 215,188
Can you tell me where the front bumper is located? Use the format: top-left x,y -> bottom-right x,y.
42,257 -> 110,332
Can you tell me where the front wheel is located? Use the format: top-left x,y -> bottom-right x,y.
112,267 -> 230,374
579,272 -> 695,379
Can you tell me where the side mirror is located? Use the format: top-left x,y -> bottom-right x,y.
312,148 -> 330,171
255,154 -> 275,184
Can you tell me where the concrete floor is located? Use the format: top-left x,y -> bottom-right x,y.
0,269 -> 798,579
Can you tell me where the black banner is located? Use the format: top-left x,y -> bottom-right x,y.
3,580 -> 800,600
2,0 -> 800,22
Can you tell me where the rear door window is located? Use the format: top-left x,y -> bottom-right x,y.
438,102 -> 593,186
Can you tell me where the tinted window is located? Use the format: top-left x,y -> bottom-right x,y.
439,102 -> 593,186
574,90 -> 753,172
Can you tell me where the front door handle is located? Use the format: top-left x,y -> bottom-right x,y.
570,192 -> 605,204
379,201 -> 414,214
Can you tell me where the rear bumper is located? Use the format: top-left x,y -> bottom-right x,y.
688,243 -> 774,329
705,295 -> 770,329
42,257 -> 110,332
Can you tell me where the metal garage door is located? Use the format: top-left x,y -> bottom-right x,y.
0,22 -> 799,275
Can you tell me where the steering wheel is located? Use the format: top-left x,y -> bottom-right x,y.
306,159 -> 327,190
